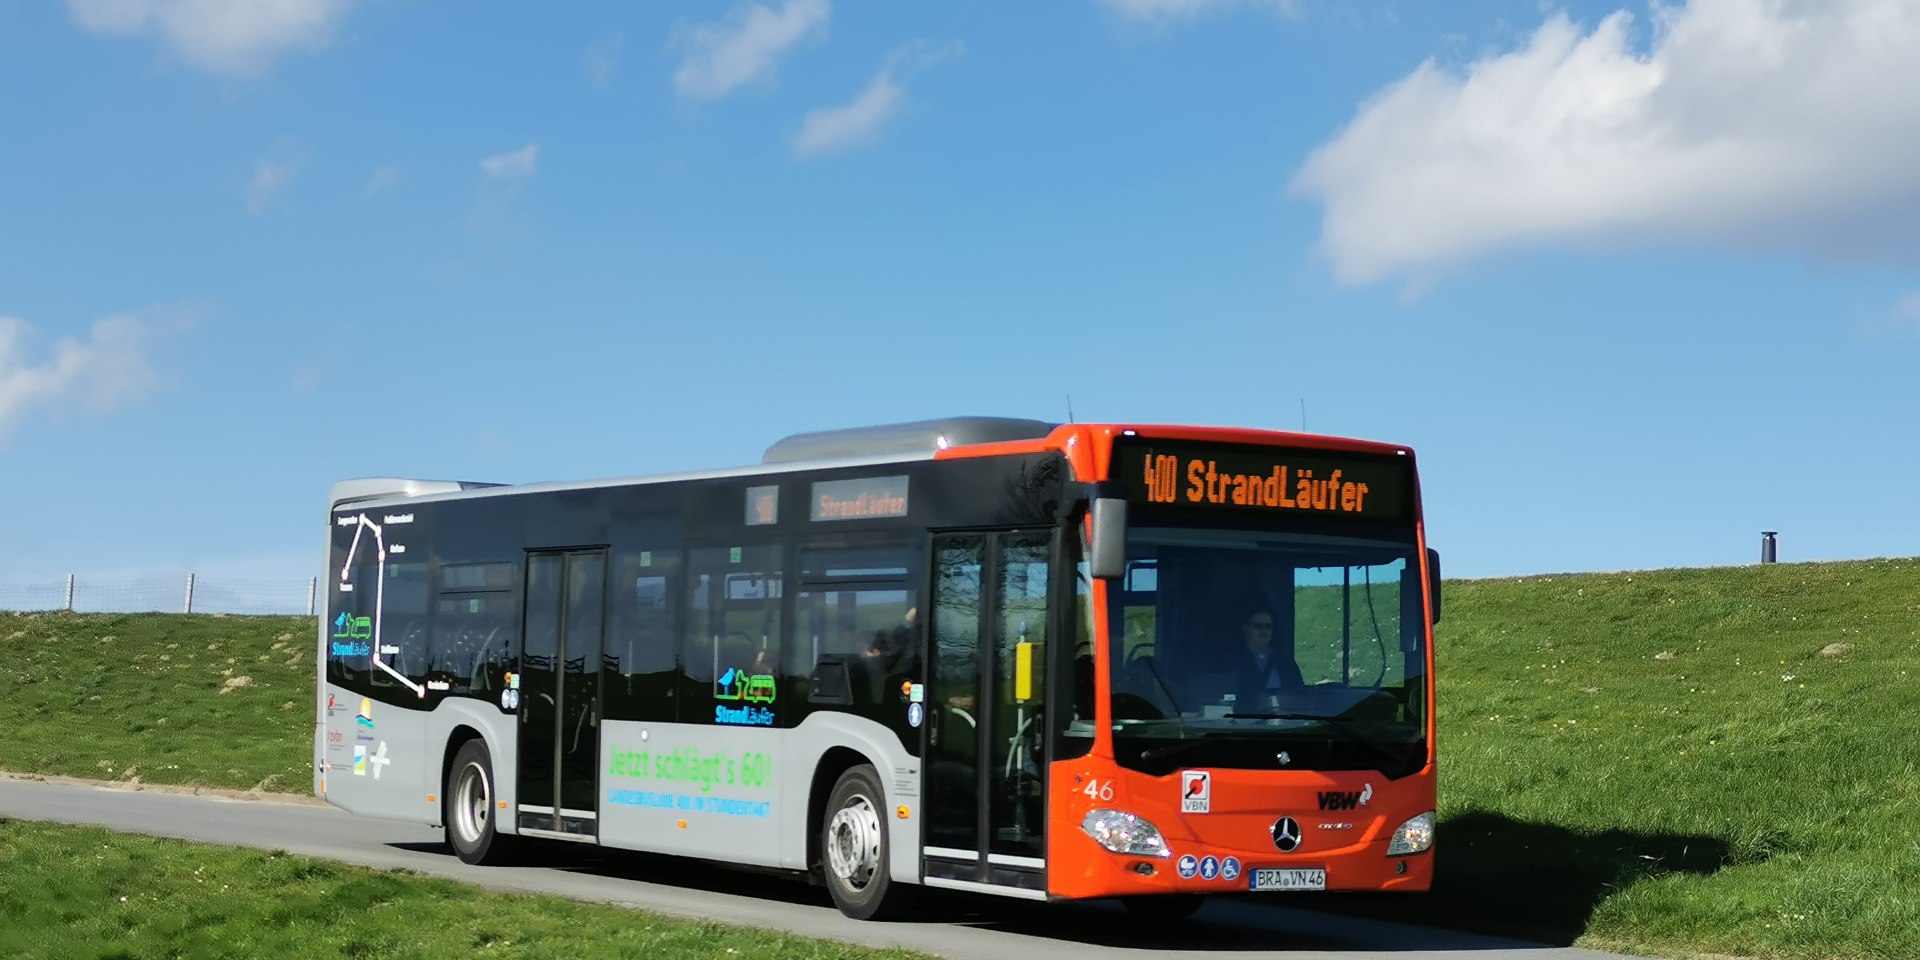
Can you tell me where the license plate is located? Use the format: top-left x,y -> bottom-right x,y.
1249,868 -> 1326,891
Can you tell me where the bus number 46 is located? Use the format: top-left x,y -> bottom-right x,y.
1081,779 -> 1113,802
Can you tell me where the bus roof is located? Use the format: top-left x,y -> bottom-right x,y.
328,418 -> 1411,512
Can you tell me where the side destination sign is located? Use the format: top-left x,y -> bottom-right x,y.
1116,439 -> 1413,523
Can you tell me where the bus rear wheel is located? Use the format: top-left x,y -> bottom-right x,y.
445,739 -> 517,866
821,764 -> 911,920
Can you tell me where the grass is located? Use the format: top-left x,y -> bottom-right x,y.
0,819 -> 927,960
1352,555 -> 1920,960
5,557 -> 1919,958
0,612 -> 313,792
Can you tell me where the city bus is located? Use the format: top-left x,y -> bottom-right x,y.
314,417 -> 1439,920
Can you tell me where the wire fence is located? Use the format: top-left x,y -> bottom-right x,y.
0,574 -> 318,616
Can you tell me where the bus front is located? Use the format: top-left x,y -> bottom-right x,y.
1055,429 -> 1436,908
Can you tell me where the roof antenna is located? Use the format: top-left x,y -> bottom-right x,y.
1300,398 -> 1307,432
1066,393 -> 1076,424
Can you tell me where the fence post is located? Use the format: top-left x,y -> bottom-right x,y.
183,573 -> 196,614
307,577 -> 318,616
65,574 -> 75,612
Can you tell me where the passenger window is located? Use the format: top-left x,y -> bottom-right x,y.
683,546 -> 782,725
374,562 -> 430,686
607,550 -> 678,722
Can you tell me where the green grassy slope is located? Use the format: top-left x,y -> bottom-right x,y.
3,556 -> 1916,958
0,820 -> 928,960
1409,557 -> 1920,959
2,612 -> 313,792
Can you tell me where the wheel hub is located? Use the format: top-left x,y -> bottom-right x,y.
454,760 -> 490,843
826,795 -> 880,888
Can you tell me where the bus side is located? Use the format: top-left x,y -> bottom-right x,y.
317,452 -> 1070,892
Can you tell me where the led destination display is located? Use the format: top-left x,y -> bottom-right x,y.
1115,439 -> 1413,523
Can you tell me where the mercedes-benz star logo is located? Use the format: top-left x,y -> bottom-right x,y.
1271,816 -> 1303,852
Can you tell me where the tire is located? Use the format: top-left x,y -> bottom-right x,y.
1121,894 -> 1208,922
821,764 -> 912,920
445,739 -> 517,865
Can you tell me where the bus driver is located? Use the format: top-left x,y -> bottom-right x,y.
1231,606 -> 1302,711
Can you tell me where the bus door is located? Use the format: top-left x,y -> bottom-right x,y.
517,549 -> 606,841
923,531 -> 1051,897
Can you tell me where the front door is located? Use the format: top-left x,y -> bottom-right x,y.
923,531 -> 1052,894
518,549 -> 605,839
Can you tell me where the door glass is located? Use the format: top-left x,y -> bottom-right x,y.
521,554 -> 563,814
990,534 -> 1049,858
927,538 -> 983,853
561,552 -> 604,813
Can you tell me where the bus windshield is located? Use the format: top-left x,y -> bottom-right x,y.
1106,526 -> 1428,779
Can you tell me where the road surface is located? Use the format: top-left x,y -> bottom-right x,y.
0,777 -> 1640,960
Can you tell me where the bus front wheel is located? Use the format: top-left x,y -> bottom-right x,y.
445,739 -> 517,866
821,764 -> 911,920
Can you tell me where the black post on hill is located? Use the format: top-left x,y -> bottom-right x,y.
1760,531 -> 1778,564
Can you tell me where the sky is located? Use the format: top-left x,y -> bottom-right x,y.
2,0 -> 1918,594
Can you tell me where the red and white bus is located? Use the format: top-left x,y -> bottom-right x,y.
315,417 -> 1438,919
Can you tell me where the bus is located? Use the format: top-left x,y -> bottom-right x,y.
314,417 -> 1439,920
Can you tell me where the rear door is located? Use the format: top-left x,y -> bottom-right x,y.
517,549 -> 606,840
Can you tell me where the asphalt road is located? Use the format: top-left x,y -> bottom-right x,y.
0,778 -> 1638,960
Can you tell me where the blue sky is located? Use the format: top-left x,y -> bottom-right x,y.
2,0 -> 1916,591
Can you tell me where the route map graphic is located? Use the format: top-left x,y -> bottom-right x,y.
336,512 -> 424,699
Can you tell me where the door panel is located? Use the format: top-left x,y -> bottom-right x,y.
926,537 -> 984,855
989,534 -> 1049,860
924,531 -> 1052,882
518,555 -> 562,822
560,552 -> 605,815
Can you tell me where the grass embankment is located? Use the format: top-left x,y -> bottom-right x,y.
4,558 -> 1919,959
1382,557 -> 1920,959
0,820 -> 926,960
1,612 -> 312,792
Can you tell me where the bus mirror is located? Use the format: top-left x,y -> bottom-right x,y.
1089,498 -> 1127,579
1426,548 -> 1442,625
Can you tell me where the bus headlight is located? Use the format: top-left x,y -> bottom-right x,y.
1080,809 -> 1171,858
1387,811 -> 1435,856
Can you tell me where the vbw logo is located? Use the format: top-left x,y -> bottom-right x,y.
1318,783 -> 1374,811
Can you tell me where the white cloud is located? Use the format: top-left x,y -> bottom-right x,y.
672,0 -> 830,100
1291,0 -> 1920,286
245,154 -> 301,214
0,314 -> 158,446
795,69 -> 903,157
480,143 -> 539,180
793,42 -> 961,158
66,0 -> 354,76
1884,291 -> 1920,336
585,31 -> 624,89
1096,0 -> 1301,21
362,165 -> 400,198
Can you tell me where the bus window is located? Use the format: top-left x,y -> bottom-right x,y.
684,545 -> 782,725
606,548 -> 677,723
374,562 -> 430,688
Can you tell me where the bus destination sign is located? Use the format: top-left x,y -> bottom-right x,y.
1116,439 -> 1412,523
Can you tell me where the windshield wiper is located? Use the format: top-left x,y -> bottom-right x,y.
1138,736 -> 1214,764
1223,712 -> 1416,768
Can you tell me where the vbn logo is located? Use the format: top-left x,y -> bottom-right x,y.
1317,783 -> 1374,811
